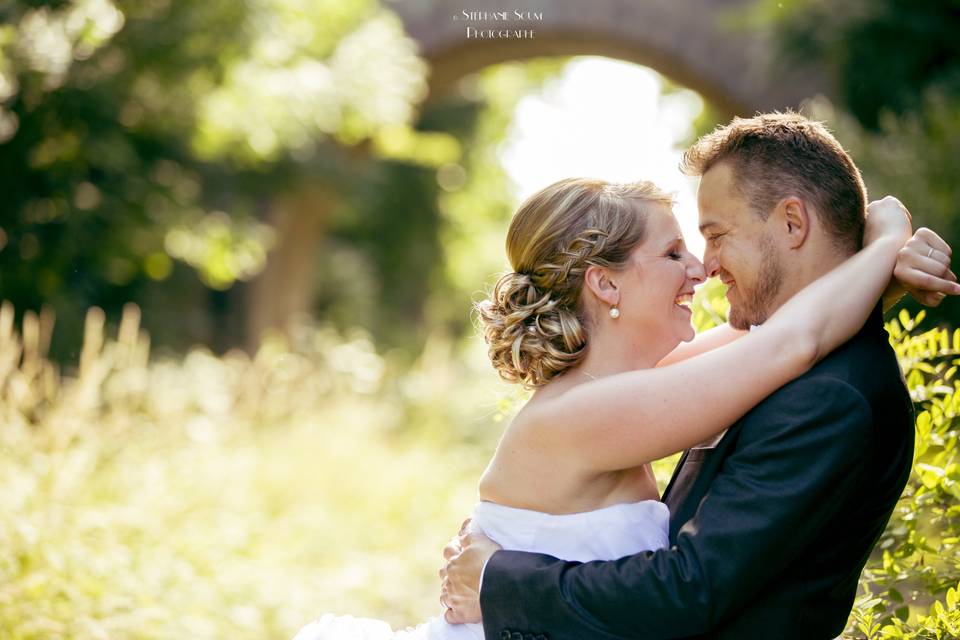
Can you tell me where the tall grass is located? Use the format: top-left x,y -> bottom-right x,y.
0,302 -> 509,638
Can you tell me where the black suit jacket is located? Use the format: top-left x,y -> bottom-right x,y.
479,307 -> 914,640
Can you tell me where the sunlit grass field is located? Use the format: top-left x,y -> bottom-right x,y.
8,296 -> 956,639
0,302 -> 677,639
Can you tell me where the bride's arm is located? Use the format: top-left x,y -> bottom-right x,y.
521,198 -> 916,473
658,222 -> 958,368
656,324 -> 746,367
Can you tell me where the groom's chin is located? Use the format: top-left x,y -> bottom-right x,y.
727,309 -> 753,331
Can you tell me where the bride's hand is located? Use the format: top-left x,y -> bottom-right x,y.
864,196 -> 913,247
866,196 -> 960,307
891,227 -> 960,307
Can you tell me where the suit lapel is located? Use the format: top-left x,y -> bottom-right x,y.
661,425 -> 741,514
661,449 -> 690,504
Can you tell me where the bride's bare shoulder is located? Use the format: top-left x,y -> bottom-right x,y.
479,382 -> 583,504
503,377 -> 580,440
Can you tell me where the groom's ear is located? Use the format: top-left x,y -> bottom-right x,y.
778,197 -> 810,250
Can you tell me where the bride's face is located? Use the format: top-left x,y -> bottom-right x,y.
616,206 -> 705,348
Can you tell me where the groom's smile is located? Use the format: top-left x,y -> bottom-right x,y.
697,162 -> 785,330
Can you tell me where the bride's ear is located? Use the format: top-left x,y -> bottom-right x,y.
583,264 -> 620,307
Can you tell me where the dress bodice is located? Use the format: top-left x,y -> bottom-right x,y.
292,500 -> 670,640
470,499 -> 670,562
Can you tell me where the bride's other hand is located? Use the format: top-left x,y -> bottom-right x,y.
867,196 -> 960,308
892,226 -> 960,307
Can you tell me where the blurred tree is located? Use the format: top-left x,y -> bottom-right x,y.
761,0 -> 960,130
312,59 -> 566,354
0,0 -> 437,357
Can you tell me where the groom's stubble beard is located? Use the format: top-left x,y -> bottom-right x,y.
728,232 -> 784,330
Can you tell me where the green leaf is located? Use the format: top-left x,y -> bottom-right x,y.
916,463 -> 945,476
887,320 -> 903,340
933,600 -> 945,617
899,308 -> 912,330
880,623 -> 903,638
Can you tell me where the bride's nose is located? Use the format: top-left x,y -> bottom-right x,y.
686,254 -> 706,284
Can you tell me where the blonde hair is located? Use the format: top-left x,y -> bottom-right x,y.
477,177 -> 674,389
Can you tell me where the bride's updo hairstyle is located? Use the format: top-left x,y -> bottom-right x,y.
477,177 -> 674,389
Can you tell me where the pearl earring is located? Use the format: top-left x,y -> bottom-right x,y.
609,306 -> 620,319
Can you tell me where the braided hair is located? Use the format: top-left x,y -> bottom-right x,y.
476,178 -> 675,388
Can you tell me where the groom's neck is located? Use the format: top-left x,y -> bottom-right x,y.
769,244 -> 856,318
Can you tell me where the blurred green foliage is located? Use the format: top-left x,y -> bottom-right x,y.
0,0 -> 564,362
846,309 -> 960,638
0,300 -> 506,637
319,58 -> 565,353
0,0 -> 444,358
2,296 -> 665,638
759,0 -> 960,131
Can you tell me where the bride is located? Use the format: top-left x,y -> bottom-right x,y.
293,177 -> 946,640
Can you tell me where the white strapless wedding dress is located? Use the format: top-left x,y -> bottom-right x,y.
292,499 -> 670,640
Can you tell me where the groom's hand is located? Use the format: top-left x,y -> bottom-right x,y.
440,529 -> 502,625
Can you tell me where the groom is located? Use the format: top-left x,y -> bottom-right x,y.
440,113 -> 958,639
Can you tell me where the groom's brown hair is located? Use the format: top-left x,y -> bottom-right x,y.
681,112 -> 867,254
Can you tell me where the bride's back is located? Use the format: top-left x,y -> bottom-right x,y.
477,379 -> 661,516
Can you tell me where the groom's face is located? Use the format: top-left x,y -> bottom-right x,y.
697,162 -> 784,330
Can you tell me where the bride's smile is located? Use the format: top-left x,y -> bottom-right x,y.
587,202 -> 706,365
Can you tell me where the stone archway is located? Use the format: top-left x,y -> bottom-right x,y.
396,0 -> 824,117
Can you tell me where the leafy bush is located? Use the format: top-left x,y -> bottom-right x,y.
845,310 -> 960,638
